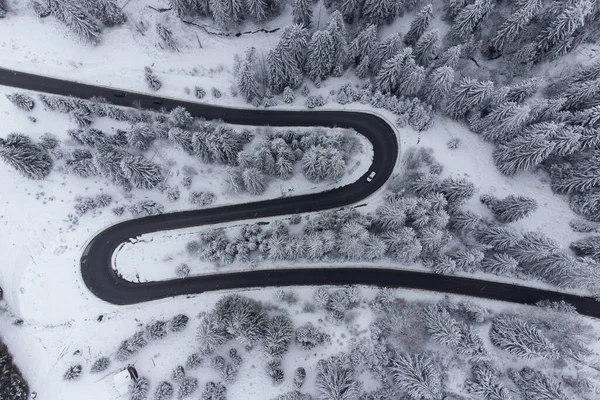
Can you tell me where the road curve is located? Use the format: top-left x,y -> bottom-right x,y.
2,68 -> 599,317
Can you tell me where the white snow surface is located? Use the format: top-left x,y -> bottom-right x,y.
0,2 -> 598,400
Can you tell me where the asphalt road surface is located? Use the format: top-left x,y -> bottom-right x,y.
1,68 -> 598,318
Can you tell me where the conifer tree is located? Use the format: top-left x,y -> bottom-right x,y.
432,44 -> 462,69
493,135 -> 555,175
49,0 -> 102,45
338,0 -> 360,22
292,0 -> 312,27
490,316 -> 559,360
268,25 -> 307,93
404,4 -> 433,46
445,77 -> 494,119
510,368 -> 567,400
326,11 -> 348,74
389,352 -> 442,400
419,66 -> 454,108
481,194 -> 538,223
209,0 -> 245,28
478,102 -> 531,143
397,57 -> 426,96
0,134 -> 53,180
307,31 -> 335,83
349,24 -> 377,64
246,0 -> 268,21
361,0 -> 398,25
237,47 -> 262,102
120,154 -> 163,189
355,55 -> 370,78
444,0 -> 468,21
369,32 -> 403,73
490,0 -> 543,53
413,29 -> 439,67
374,48 -> 412,94
449,0 -> 494,43
536,1 -> 593,59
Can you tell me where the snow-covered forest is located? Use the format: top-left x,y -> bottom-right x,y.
1,0 -> 600,399
58,288 -> 600,400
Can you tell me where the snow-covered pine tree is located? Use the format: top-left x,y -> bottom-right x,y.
154,381 -> 174,400
444,0 -> 468,21
242,167 -> 267,194
120,154 -> 163,189
263,315 -> 293,361
349,24 -> 377,64
326,11 -> 348,75
145,67 -> 162,91
374,48 -> 412,94
422,305 -> 461,347
433,44 -> 462,69
493,135 -> 555,175
389,352 -> 442,400
90,357 -> 110,374
449,0 -> 494,43
0,134 -> 53,180
490,0 -> 543,54
267,25 -> 307,93
536,1 -> 593,60
292,0 -> 312,27
490,316 -> 559,360
337,0 -> 360,23
404,4 -> 433,46
369,32 -> 403,73
570,236 -> 600,261
481,253 -> 519,275
383,227 -> 422,263
505,77 -> 540,104
481,194 -> 538,223
397,57 -> 426,97
48,0 -> 101,45
361,0 -> 398,26
355,55 -> 370,78
419,66 -> 454,108
209,0 -> 244,28
0,0 -> 6,18
157,23 -> 178,51
466,364 -> 512,400
445,77 -> 494,119
478,102 -> 532,143
6,93 -> 35,111
315,356 -> 359,400
129,377 -> 150,400
307,31 -> 334,84
237,47 -> 262,102
246,0 -> 268,21
83,0 -> 126,26
409,102 -> 433,131
510,368 -> 567,400
413,29 -> 439,67
475,224 -> 523,251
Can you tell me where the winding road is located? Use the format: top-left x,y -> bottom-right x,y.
1,68 -> 599,317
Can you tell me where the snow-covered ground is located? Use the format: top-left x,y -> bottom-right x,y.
1,1 -> 600,399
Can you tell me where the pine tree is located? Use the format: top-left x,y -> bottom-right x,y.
307,31 -> 335,83
419,66 -> 454,108
413,30 -> 439,67
0,134 -> 53,180
466,364 -> 512,400
389,352 -> 442,400
374,48 -> 412,94
433,44 -> 462,69
355,55 -> 370,78
409,102 -> 433,131
444,0 -> 468,21
338,0 -> 360,22
6,93 -> 35,111
369,32 -> 403,73
493,135 -> 555,175
445,77 -> 494,119
209,0 -> 244,28
120,154 -> 163,189
490,0 -> 543,53
404,4 -> 433,46
246,0 -> 268,21
0,0 -> 6,18
84,0 -> 126,26
237,47 -> 262,102
361,0 -> 397,25
49,0 -> 101,45
478,102 -> 531,143
490,316 -> 559,360
536,1 -> 593,59
481,253 -> 519,275
397,57 -> 426,96
90,357 -> 110,374
154,381 -> 174,400
315,356 -> 359,400
510,368 -> 567,400
263,315 -> 293,360
506,77 -> 540,103
145,67 -> 162,91
242,167 -> 267,194
292,0 -> 312,27
449,0 -> 494,43
349,24 -> 377,64
130,377 -> 150,400
570,236 -> 600,261
422,305 -> 461,347
326,11 -> 348,74
481,194 -> 538,223
383,227 -> 422,263
268,25 -> 307,93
